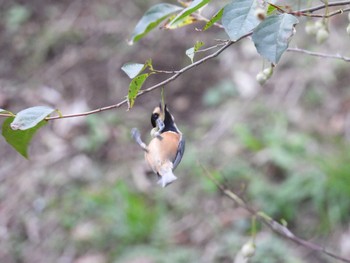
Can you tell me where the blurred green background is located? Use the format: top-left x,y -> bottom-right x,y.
1,0 -> 350,262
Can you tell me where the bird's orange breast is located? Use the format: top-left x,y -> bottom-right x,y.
145,131 -> 180,174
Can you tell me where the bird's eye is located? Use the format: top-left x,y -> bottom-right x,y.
151,113 -> 159,128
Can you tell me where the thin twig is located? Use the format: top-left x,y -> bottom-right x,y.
297,0 -> 350,13
300,7 -> 350,18
195,43 -> 226,53
151,69 -> 178,74
202,168 -> 350,263
151,43 -> 226,72
287,47 -> 350,62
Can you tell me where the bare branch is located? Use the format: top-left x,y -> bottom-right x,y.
287,47 -> 350,62
202,169 -> 350,263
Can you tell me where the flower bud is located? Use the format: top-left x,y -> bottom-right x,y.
263,67 -> 273,79
305,21 -> 317,35
256,72 -> 267,85
316,28 -> 329,44
314,20 -> 324,30
241,240 -> 256,258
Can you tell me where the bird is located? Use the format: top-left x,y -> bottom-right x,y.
131,104 -> 185,187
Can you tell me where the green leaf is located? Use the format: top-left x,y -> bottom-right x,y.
202,8 -> 223,31
10,106 -> 54,130
129,3 -> 183,44
2,117 -> 47,158
121,63 -> 145,79
186,41 -> 204,63
164,14 -> 197,29
168,0 -> 210,27
252,14 -> 298,65
267,4 -> 278,15
234,125 -> 263,151
128,73 -> 149,109
222,0 -> 260,41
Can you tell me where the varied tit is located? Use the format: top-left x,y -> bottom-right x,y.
131,104 -> 185,187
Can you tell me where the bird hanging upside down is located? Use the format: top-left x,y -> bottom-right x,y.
131,104 -> 185,187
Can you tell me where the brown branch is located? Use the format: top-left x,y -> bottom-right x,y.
202,168 -> 350,263
0,38 -> 247,120
287,47 -> 350,62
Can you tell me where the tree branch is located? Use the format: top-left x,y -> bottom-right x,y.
301,7 -> 350,18
297,0 -> 350,13
0,37 -> 249,120
203,169 -> 350,263
287,47 -> 350,62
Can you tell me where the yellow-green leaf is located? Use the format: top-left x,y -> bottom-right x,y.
129,3 -> 183,44
164,14 -> 197,29
202,8 -> 223,31
186,41 -> 204,63
168,0 -> 210,27
128,73 -> 149,109
267,4 -> 278,15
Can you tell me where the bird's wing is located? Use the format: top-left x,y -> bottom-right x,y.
173,136 -> 185,170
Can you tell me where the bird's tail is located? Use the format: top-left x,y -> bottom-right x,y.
157,169 -> 177,188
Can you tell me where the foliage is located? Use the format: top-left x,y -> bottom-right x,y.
2,0 -> 350,261
0,0 -> 313,157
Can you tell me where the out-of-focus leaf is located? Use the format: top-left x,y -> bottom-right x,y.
168,0 -> 210,27
202,8 -> 223,31
164,14 -> 197,29
234,125 -> 263,151
129,3 -> 183,44
222,0 -> 260,41
128,73 -> 149,109
186,41 -> 204,63
5,5 -> 31,31
2,117 -> 47,158
252,14 -> 298,65
10,106 -> 54,130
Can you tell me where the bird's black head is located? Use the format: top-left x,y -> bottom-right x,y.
151,104 -> 163,128
150,104 -> 178,133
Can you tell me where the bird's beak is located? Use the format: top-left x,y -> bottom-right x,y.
156,118 -> 165,133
